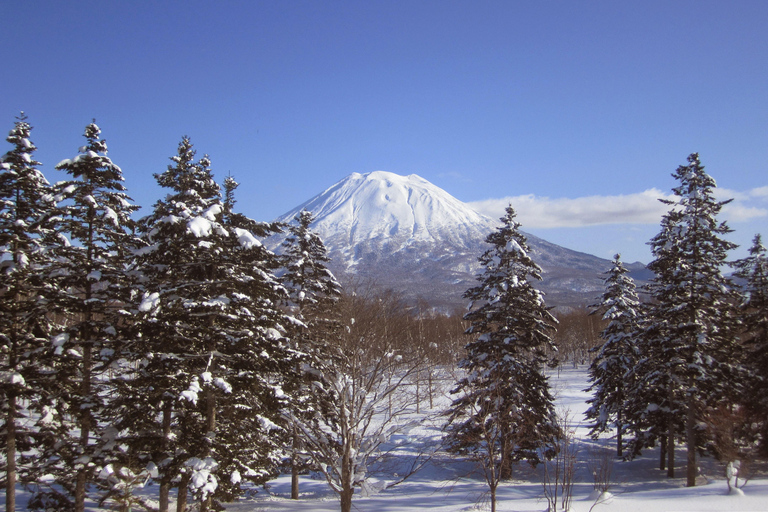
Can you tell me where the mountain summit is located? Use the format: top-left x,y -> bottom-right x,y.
276,171 -> 497,265
273,171 -> 649,309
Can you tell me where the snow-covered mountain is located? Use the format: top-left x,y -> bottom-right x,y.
271,171 -> 650,310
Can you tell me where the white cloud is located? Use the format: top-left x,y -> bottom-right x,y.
721,203 -> 768,222
468,187 -> 768,228
468,189 -> 672,228
438,171 -> 473,183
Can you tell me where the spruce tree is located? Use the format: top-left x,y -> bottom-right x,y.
279,209 -> 342,499
444,205 -> 558,511
31,121 -> 142,511
584,254 -> 641,457
281,210 -> 342,323
621,210 -> 684,470
629,154 -> 740,486
0,114 -> 60,511
114,139 -> 297,511
733,234 -> 768,453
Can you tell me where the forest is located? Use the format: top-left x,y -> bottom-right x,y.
1,115 -> 767,512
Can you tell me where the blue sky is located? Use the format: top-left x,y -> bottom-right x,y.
2,0 -> 766,264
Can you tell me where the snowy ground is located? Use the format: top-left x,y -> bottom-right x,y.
5,367 -> 767,511
227,367 -> 768,512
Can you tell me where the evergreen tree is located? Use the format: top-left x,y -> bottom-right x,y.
281,210 -> 342,324
584,254 -> 641,457
733,234 -> 768,452
0,114 -> 60,511
444,205 -> 558,512
627,154 -> 740,486
279,209 -> 342,499
622,210 -> 683,470
30,121 -> 142,511
113,139 -> 297,512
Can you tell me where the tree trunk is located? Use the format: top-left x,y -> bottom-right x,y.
291,427 -> 300,499
428,371 -> 434,409
340,431 -> 353,512
176,474 -> 189,512
667,420 -> 675,478
686,398 -> 697,487
340,488 -> 353,512
75,341 -> 93,512
340,450 -> 353,512
660,434 -> 667,471
159,402 -> 173,512
616,408 -> 623,458
499,454 -> 512,480
6,392 -> 17,512
415,375 -> 420,414
159,480 -> 170,512
201,389 -> 217,511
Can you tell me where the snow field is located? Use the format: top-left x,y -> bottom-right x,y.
229,367 -> 768,512
3,367 -> 766,511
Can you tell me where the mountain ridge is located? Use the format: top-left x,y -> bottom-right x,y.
270,171 -> 650,310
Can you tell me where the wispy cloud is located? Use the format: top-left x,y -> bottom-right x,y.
438,171 -> 473,183
468,187 -> 768,228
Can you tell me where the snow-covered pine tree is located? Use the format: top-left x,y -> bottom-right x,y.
621,210 -> 684,470
280,210 -> 342,328
584,254 -> 642,457
630,154 -> 741,487
113,139 -> 297,512
30,121 -> 143,511
278,209 -> 342,499
733,234 -> 768,453
444,205 -> 559,511
211,175 -> 302,506
0,114 -> 61,512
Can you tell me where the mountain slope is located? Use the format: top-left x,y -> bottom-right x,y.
271,171 -> 649,309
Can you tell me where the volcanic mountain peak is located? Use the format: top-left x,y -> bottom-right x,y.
272,171 -> 650,308
277,171 -> 497,252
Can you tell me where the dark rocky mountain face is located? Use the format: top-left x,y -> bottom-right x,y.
269,171 -> 650,311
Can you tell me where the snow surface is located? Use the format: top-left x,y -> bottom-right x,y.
5,367 -> 766,511
223,367 -> 768,512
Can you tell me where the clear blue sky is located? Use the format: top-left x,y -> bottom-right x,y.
2,0 -> 766,264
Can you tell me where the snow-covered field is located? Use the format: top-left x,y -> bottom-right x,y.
228,367 -> 768,512
6,367 -> 767,511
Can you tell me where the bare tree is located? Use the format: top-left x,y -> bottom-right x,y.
542,410 -> 577,512
553,307 -> 604,367
292,288 -> 431,512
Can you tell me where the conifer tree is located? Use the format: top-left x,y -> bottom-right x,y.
584,254 -> 641,457
113,138 -> 297,512
621,210 -> 683,470
0,114 -> 60,511
281,210 -> 343,323
733,234 -> 768,452
279,209 -> 342,499
31,121 -> 142,511
628,154 -> 740,486
444,205 -> 558,512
